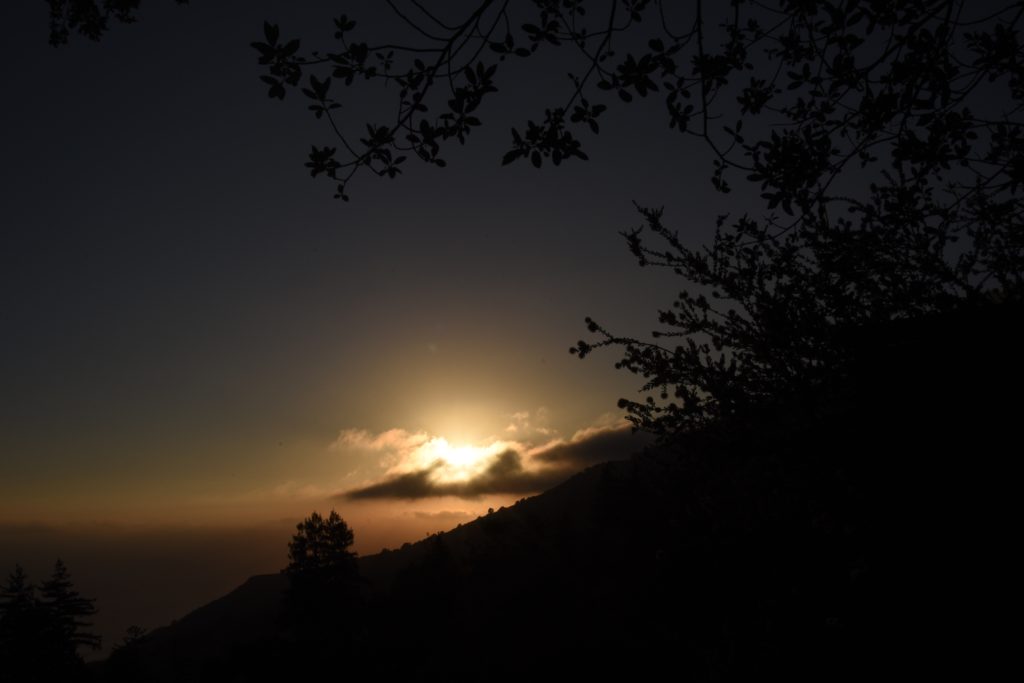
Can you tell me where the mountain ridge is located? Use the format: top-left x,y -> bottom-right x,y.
100,302 -> 1021,680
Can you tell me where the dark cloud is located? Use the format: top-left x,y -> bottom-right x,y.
342,425 -> 649,500
344,450 -> 559,500
345,463 -> 442,500
532,425 -> 652,467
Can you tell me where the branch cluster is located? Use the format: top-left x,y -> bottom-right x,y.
267,1 -> 1022,435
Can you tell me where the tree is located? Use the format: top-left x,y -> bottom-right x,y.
0,565 -> 41,663
246,0 -> 1023,435
46,0 -> 189,46
285,509 -> 358,587
0,562 -> 99,680
282,510 -> 363,650
39,559 -> 102,656
49,1 -> 1024,436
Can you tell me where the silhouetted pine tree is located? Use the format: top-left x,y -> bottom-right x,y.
283,511 -> 364,654
0,565 -> 48,678
40,559 -> 101,656
1,565 -> 35,646
0,562 -> 99,681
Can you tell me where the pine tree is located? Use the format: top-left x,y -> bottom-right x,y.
0,565 -> 37,645
39,559 -> 102,656
0,565 -> 49,676
0,564 -> 34,614
0,561 -> 101,679
285,510 -> 358,587
283,510 -> 363,648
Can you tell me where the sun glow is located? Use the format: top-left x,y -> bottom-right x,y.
404,436 -> 510,483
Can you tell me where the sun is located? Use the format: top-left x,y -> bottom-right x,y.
408,436 -> 508,483
435,443 -> 482,467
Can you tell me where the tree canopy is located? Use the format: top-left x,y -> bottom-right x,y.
46,0 -> 189,46
0,561 -> 100,680
48,1 -> 1024,436
285,509 -> 358,587
282,510 -> 364,654
246,0 -> 1023,435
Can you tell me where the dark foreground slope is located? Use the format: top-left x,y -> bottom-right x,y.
101,303 -> 1020,681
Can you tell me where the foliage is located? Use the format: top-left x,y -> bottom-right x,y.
251,0 -> 1024,435
46,0 -> 189,46
283,510 -> 363,652
0,565 -> 41,661
40,559 -> 102,655
0,561 -> 100,679
119,624 -> 149,646
47,2 -> 1024,436
285,509 -> 358,587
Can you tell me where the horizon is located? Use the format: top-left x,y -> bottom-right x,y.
2,0 -> 1018,677
1,0 -> 666,655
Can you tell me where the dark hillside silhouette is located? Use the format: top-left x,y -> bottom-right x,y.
102,574 -> 289,682
37,1 -> 1024,679
92,301 -> 1022,679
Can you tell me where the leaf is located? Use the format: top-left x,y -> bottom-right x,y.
310,75 -> 330,100
251,42 -> 274,59
263,22 -> 279,45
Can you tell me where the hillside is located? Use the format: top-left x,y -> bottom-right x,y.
100,302 -> 1021,680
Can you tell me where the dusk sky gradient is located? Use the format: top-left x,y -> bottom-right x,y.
1,0 -> 720,651
2,2 -> 1017,670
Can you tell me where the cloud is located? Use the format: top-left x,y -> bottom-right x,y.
331,428 -> 430,453
503,407 -> 556,436
339,420 -> 650,501
345,450 -> 567,500
530,421 -> 649,468
345,463 -> 441,500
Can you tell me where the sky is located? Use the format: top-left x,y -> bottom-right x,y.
0,0 -> 720,651
4,0 -> 1016,660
